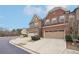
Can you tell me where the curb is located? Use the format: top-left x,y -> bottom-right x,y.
9,41 -> 39,54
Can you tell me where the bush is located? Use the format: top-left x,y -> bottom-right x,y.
72,35 -> 79,40
23,34 -> 28,37
76,36 -> 79,40
31,35 -> 40,41
73,35 -> 78,39
65,35 -> 73,42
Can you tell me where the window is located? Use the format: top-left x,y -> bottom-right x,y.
45,19 -> 50,25
69,15 -> 75,26
69,15 -> 74,22
35,23 -> 38,26
59,15 -> 65,22
34,23 -> 38,27
69,15 -> 74,21
69,15 -> 74,18
30,23 -> 34,28
51,18 -> 57,24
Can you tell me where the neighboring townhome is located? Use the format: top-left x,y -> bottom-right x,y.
42,7 -> 68,39
65,7 -> 79,38
27,15 -> 42,37
27,7 -> 79,39
74,7 -> 79,37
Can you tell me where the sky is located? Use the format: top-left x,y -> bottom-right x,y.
0,5 -> 77,30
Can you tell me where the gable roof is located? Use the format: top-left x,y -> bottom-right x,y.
72,7 -> 79,13
29,15 -> 42,24
49,7 -> 67,13
45,7 -> 67,20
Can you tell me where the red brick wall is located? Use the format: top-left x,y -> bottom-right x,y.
42,24 -> 65,32
45,9 -> 65,20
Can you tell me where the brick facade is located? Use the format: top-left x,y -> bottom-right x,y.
27,7 -> 79,39
27,15 -> 42,37
42,7 -> 66,39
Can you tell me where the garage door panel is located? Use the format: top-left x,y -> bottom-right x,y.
45,31 -> 64,39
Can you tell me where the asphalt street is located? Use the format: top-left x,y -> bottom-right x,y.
0,37 -> 30,54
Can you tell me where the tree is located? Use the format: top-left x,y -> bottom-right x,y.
16,29 -> 22,35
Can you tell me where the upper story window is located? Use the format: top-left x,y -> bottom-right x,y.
34,23 -> 38,27
69,15 -> 74,19
59,15 -> 65,23
30,23 -> 34,28
35,23 -> 38,26
51,18 -> 57,24
45,19 -> 50,25
69,15 -> 75,26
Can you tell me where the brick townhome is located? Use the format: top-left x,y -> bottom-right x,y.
27,15 -> 42,37
27,7 -> 79,39
65,7 -> 79,38
42,7 -> 67,39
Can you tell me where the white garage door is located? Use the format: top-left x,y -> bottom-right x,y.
45,31 -> 64,39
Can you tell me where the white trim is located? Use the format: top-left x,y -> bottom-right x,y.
45,19 -> 50,25
51,18 -> 57,23
43,23 -> 65,28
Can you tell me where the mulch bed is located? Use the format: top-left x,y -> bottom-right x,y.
66,42 -> 79,51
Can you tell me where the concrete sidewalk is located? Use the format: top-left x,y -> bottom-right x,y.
9,37 -> 79,54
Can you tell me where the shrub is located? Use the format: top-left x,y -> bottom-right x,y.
73,35 -> 78,39
23,34 -> 28,37
65,35 -> 73,42
31,35 -> 40,41
76,36 -> 79,40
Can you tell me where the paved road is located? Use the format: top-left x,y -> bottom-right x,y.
0,37 -> 30,54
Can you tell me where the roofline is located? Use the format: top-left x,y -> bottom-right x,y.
29,15 -> 42,25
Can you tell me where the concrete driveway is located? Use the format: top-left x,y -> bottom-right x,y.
22,38 -> 66,54
22,38 -> 79,54
0,37 -> 30,54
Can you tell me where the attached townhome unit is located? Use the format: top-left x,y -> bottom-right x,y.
27,15 -> 42,37
42,7 -> 67,39
65,7 -> 79,38
75,7 -> 79,36
27,7 -> 79,39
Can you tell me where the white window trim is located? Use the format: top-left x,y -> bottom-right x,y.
45,19 -> 50,25
59,15 -> 64,19
35,23 -> 38,25
51,18 -> 57,24
69,15 -> 74,18
59,15 -> 65,22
